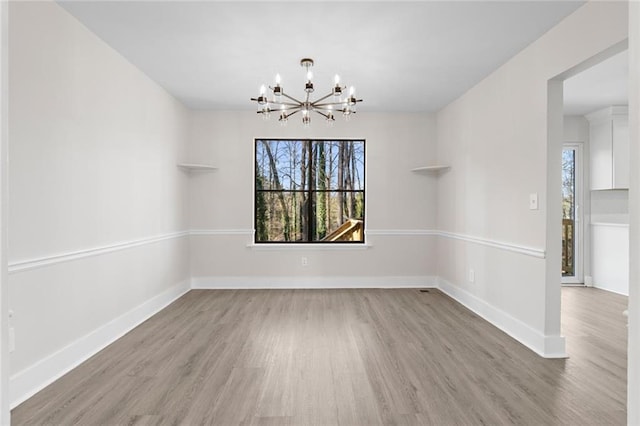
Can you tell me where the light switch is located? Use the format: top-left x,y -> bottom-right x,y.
529,193 -> 538,210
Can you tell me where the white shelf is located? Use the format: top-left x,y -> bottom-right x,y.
177,163 -> 218,172
411,165 -> 451,173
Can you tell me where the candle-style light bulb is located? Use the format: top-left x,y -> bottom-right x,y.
347,86 -> 357,106
305,71 -> 314,93
257,84 -> 268,105
333,75 -> 342,97
343,106 -> 352,122
262,105 -> 271,120
273,74 -> 282,97
326,105 -> 335,125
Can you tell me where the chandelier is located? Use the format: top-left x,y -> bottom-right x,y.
250,58 -> 363,125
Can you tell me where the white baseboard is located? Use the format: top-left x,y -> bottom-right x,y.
191,275 -> 438,289
592,284 -> 629,296
437,278 -> 567,359
9,280 -> 191,409
11,274 -> 570,410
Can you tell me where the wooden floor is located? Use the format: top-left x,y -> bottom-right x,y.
13,287 -> 627,425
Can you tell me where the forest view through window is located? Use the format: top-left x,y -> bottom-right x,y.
255,139 -> 365,243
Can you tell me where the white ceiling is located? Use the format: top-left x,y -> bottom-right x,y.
58,1 -> 585,112
563,50 -> 629,116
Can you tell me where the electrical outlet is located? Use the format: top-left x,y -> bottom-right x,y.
301,256 -> 308,267
469,269 -> 475,283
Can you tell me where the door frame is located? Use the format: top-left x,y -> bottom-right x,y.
562,142 -> 584,284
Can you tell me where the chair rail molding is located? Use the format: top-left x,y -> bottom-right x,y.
437,230 -> 546,259
8,231 -> 190,274
186,228 -> 545,258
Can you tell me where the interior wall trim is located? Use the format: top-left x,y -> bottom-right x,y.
9,280 -> 190,409
192,275 -> 439,290
190,229 -> 437,237
9,228 -> 543,275
365,229 -> 438,236
437,278 -> 567,358
437,230 -> 546,258
8,231 -> 189,274
186,228 -> 545,258
189,229 -> 254,236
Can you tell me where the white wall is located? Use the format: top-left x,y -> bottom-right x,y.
627,1 -> 639,422
589,189 -> 629,295
8,2 -> 190,406
0,0 -> 8,422
591,190 -> 629,223
564,115 -> 589,142
591,223 -> 628,295
188,111 -> 439,288
435,1 -> 628,357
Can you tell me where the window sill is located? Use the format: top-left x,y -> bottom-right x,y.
247,243 -> 372,251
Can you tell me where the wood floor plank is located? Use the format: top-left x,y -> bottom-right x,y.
12,287 -> 627,425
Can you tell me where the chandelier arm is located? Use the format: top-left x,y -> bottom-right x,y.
285,109 -> 302,118
280,92 -> 305,105
266,100 -> 300,107
312,110 -> 331,119
312,104 -> 346,110
315,99 -> 363,108
313,102 -> 349,108
310,92 -> 334,105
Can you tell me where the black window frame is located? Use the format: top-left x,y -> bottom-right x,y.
254,138 -> 366,244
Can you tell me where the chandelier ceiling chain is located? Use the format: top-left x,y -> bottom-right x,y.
250,58 -> 363,125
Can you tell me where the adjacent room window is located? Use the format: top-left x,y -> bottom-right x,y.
255,139 -> 365,243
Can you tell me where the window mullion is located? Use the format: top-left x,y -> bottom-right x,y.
307,140 -> 314,242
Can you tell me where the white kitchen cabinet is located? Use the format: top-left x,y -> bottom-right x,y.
591,222 -> 629,295
612,116 -> 629,188
586,106 -> 629,190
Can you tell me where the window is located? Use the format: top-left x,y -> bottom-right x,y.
255,139 -> 365,243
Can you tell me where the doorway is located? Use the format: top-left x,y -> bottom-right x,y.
561,143 -> 584,284
548,38 -> 630,416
